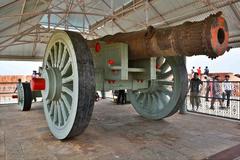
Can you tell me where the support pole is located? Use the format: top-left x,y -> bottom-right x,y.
101,90 -> 106,99
179,56 -> 187,114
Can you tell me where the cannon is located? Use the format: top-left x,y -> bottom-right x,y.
18,12 -> 228,140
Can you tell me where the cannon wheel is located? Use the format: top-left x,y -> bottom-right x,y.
17,83 -> 32,111
128,56 -> 188,120
42,31 -> 95,140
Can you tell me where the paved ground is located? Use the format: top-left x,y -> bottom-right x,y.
0,99 -> 240,160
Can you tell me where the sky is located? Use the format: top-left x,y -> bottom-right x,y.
0,61 -> 42,75
0,48 -> 239,75
186,48 -> 240,74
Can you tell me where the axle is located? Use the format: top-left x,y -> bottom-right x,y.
88,12 -> 228,59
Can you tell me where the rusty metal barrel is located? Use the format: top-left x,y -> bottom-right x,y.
88,12 -> 228,59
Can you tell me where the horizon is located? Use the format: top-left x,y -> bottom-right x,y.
0,48 -> 239,75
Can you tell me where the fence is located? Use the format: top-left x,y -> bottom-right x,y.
186,81 -> 240,120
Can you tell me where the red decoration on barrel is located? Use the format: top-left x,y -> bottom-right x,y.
107,59 -> 115,65
12,95 -> 18,99
95,42 -> 101,53
31,78 -> 46,91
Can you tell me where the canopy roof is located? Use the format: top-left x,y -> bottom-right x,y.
0,0 -> 239,61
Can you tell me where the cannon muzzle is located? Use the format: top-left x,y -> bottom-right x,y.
89,12 -> 228,59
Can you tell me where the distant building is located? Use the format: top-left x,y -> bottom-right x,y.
0,75 -> 31,104
208,72 -> 240,81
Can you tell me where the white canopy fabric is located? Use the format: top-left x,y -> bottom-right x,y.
0,0 -> 239,61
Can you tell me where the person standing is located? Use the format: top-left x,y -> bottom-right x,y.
14,79 -> 22,93
222,75 -> 232,108
191,66 -> 196,78
14,79 -> 22,105
197,67 -> 202,79
189,73 -> 203,111
117,90 -> 126,104
204,66 -> 209,76
210,75 -> 224,110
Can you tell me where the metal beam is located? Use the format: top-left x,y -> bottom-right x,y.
0,11 -> 111,20
89,0 -> 145,32
230,3 -> 240,23
0,0 -> 18,9
0,55 -> 43,61
155,0 -> 240,27
112,19 -> 126,32
16,0 -> 27,35
148,1 -> 168,25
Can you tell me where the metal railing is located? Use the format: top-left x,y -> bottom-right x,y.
186,81 -> 240,120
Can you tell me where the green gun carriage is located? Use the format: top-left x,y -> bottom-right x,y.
15,12 -> 229,140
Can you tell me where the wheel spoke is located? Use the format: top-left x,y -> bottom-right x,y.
154,92 -> 164,110
57,101 -> 63,126
50,51 -> 54,67
61,59 -> 71,76
61,94 -> 71,111
136,92 -> 143,101
62,74 -> 74,84
59,99 -> 68,122
46,61 -> 51,68
148,94 -> 153,107
142,94 -> 148,108
53,101 -> 58,123
49,102 -> 54,116
59,47 -> 67,70
54,43 -> 58,67
62,86 -> 73,97
157,80 -> 174,86
57,43 -> 63,67
160,86 -> 173,97
158,70 -> 173,79
159,61 -> 169,73
160,92 -> 169,106
151,94 -> 158,111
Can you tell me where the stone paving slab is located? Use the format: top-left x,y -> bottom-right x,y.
0,131 -> 5,160
203,144 -> 240,160
0,100 -> 240,160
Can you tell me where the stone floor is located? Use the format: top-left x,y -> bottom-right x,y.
0,99 -> 240,160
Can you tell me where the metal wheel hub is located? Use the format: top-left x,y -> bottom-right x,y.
42,67 -> 62,101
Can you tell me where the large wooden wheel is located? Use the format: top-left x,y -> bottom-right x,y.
128,56 -> 188,120
42,31 -> 95,140
17,82 -> 32,111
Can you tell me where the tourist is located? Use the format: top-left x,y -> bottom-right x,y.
197,67 -> 202,79
204,66 -> 209,76
210,75 -> 224,110
191,66 -> 196,78
117,90 -> 126,105
222,75 -> 232,108
14,79 -> 21,93
189,73 -> 203,111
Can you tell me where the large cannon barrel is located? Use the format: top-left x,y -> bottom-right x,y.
88,12 -> 228,59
